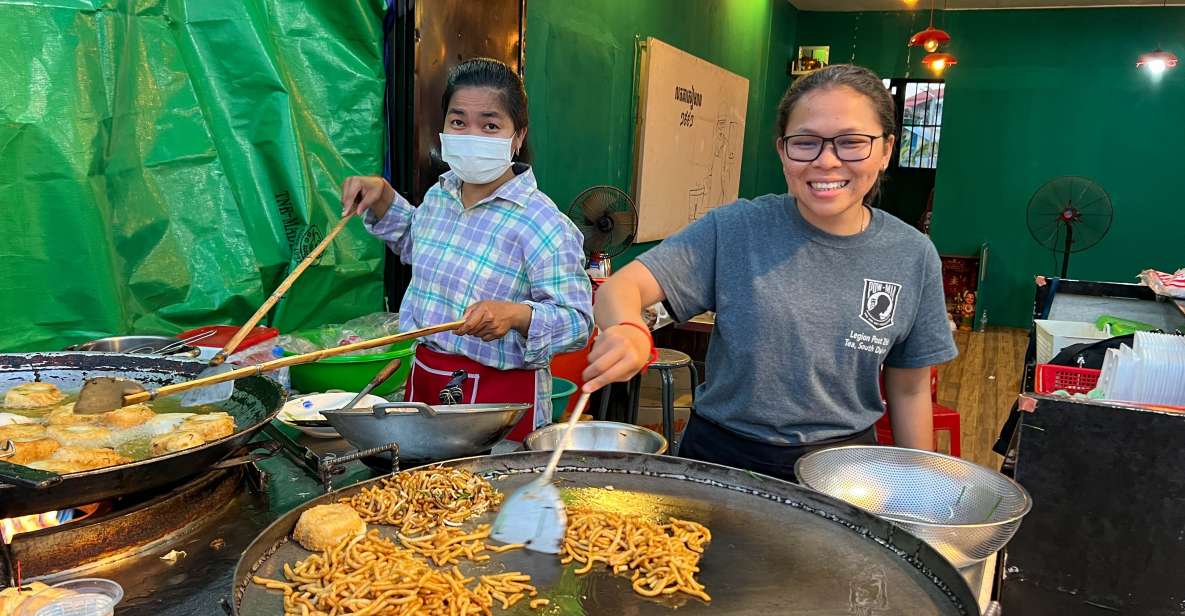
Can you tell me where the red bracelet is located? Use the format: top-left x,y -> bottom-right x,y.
615,321 -> 659,372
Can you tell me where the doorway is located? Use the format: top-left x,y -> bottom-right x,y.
879,78 -> 946,233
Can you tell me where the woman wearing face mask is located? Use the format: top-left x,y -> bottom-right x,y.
580,64 -> 957,481
341,58 -> 592,440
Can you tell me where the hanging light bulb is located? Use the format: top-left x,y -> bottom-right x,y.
1137,49 -> 1178,74
909,0 -> 951,53
910,27 -> 951,52
922,52 -> 958,73
1137,2 -> 1177,75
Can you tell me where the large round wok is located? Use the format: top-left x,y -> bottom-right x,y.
0,352 -> 285,518
232,451 -> 981,615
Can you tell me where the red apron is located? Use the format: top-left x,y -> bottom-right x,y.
407,345 -> 538,442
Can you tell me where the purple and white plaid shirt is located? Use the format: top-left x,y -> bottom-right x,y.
363,165 -> 592,422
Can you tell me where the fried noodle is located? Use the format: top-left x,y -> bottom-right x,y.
341,467 -> 501,536
253,530 -> 537,616
561,508 -> 712,602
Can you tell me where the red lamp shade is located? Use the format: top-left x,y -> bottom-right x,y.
909,27 -> 952,53
1137,49 -> 1178,73
922,52 -> 958,72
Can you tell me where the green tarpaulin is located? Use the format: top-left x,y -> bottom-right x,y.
0,0 -> 389,351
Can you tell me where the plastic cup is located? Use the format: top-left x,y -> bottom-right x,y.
15,578 -> 123,616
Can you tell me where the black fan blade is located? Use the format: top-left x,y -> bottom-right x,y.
583,228 -> 611,254
606,211 -> 638,247
580,193 -> 612,224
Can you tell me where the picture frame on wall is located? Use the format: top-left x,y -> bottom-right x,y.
792,45 -> 829,75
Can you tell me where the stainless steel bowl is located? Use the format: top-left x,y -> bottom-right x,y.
795,445 -> 1032,569
523,421 -> 668,455
320,401 -> 529,463
64,335 -> 200,357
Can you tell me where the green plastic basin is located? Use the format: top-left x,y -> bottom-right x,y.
285,338 -> 416,395
551,376 -> 578,422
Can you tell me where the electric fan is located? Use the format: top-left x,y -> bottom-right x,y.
1026,176 -> 1113,278
565,185 -> 638,260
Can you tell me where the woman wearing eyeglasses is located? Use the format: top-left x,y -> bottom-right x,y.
581,64 -> 957,481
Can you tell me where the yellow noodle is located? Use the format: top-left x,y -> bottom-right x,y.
561,508 -> 712,602
341,467 -> 502,537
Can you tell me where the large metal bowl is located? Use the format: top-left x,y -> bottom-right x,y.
320,401 -> 528,463
795,445 -> 1032,569
64,335 -> 199,357
523,420 -> 668,454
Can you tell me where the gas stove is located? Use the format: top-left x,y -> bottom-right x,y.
2,428 -> 386,615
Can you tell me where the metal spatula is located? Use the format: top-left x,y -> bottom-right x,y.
74,321 -> 462,414
490,390 -> 592,554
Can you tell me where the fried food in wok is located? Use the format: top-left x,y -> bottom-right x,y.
0,423 -> 47,441
46,425 -> 112,449
292,504 -> 366,551
150,430 -> 205,455
3,382 -> 65,409
4,437 -> 60,465
102,403 -> 156,429
26,459 -> 90,475
178,412 -> 235,441
46,403 -> 103,426
50,445 -> 131,470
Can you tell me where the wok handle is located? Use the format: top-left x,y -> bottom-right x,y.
0,459 -> 63,489
371,402 -> 438,418
209,215 -> 354,367
322,442 -> 400,475
125,320 -> 464,405
318,443 -> 400,492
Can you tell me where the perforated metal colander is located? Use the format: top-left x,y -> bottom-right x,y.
795,445 -> 1032,569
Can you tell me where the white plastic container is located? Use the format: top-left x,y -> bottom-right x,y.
1034,319 -> 1111,364
15,578 -> 123,616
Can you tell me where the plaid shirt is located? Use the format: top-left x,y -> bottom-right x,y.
363,165 -> 592,421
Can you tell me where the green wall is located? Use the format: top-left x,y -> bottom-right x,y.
525,0 -> 798,265
797,8 -> 1185,327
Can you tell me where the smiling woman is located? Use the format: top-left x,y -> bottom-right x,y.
582,64 -> 958,482
339,58 -> 593,441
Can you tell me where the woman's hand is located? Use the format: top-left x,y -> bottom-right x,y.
341,176 -> 397,220
581,323 -> 652,392
457,301 -> 532,341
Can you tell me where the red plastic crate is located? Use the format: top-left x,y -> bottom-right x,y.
1035,364 -> 1101,395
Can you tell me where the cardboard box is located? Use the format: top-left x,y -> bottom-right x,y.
636,405 -> 690,448
638,369 -> 695,409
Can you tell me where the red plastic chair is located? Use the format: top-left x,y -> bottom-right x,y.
876,367 -> 961,458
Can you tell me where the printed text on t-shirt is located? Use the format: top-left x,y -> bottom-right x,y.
845,330 -> 889,355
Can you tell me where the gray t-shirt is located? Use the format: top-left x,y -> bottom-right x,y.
638,194 -> 958,445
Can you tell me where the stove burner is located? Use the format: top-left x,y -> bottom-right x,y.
1,467 -> 248,582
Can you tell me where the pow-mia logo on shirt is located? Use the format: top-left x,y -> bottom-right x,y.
860,279 -> 901,330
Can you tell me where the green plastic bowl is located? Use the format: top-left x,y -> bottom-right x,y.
551,377 -> 578,422
285,338 -> 416,396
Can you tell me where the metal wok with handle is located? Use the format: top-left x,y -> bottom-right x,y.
0,352 -> 286,518
231,451 -> 982,616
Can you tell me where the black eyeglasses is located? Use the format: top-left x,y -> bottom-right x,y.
779,133 -> 886,162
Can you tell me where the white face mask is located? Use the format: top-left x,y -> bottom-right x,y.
439,133 -> 514,185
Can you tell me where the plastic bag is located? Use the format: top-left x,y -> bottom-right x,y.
279,312 -> 400,356
1139,268 -> 1185,299
0,0 -> 388,352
